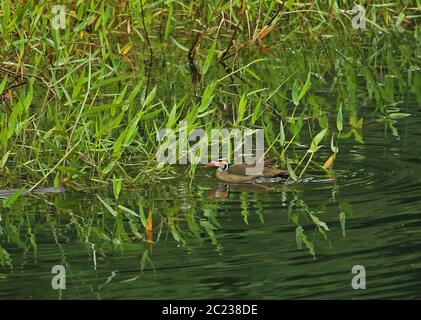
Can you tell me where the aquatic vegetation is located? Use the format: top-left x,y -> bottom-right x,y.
0,1 -> 419,189
0,178 -> 345,270
0,1 -> 421,299
0,0 -> 419,266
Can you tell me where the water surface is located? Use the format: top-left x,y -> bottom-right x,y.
1,100 -> 421,299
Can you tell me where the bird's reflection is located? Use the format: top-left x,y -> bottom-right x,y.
209,184 -> 230,199
209,183 -> 271,199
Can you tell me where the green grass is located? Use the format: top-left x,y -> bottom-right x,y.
0,0 -> 420,190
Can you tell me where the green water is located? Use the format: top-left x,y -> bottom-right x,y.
1,97 -> 421,299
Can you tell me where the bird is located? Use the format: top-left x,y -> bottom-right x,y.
207,157 -> 289,183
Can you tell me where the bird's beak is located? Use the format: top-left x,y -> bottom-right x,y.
207,160 -> 219,167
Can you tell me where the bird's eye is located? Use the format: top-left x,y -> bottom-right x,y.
221,164 -> 228,171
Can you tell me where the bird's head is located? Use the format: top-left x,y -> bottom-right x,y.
207,158 -> 229,171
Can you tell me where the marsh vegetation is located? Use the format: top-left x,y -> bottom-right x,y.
0,1 -> 420,299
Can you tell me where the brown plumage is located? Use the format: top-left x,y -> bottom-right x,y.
207,157 -> 288,183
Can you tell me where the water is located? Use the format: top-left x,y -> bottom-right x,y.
1,100 -> 421,299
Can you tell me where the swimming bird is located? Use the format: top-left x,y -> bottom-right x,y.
207,157 -> 288,183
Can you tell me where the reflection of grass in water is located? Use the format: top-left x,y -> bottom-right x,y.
0,183 -> 354,269
0,245 -> 11,267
